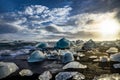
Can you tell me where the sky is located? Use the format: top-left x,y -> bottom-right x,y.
0,0 -> 120,41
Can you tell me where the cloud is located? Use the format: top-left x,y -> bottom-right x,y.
0,23 -> 20,34
44,24 -> 64,33
19,5 -> 72,25
0,0 -> 120,41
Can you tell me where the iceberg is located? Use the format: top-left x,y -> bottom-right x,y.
113,63 -> 120,68
55,38 -> 71,49
38,71 -> 52,80
19,69 -> 33,76
73,72 -> 85,80
28,50 -> 45,62
61,52 -> 74,63
0,62 -> 19,79
82,39 -> 96,50
106,47 -> 118,53
110,53 -> 120,62
99,56 -> 110,62
55,72 -> 85,80
36,42 -> 48,49
46,50 -> 59,60
93,73 -> 120,80
63,61 -> 87,69
55,72 -> 77,80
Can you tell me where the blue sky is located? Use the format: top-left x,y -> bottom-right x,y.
0,0 -> 70,13
0,0 -> 120,41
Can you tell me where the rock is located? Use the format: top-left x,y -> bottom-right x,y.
36,42 -> 48,49
19,69 -> 33,76
63,61 -> 87,69
110,53 -> 120,62
38,71 -> 52,80
106,47 -> 118,53
28,50 -> 45,62
55,38 -> 71,49
55,72 -> 85,80
113,63 -> 120,68
0,62 -> 19,79
61,52 -> 74,63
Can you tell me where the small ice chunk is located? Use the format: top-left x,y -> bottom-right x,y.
106,47 -> 118,53
99,56 -> 109,62
113,63 -> 120,69
63,61 -> 87,69
19,69 -> 33,76
93,73 -> 120,80
73,73 -> 85,80
38,71 -> 52,80
110,53 -> 120,62
89,56 -> 97,59
55,72 -> 78,80
61,52 -> 74,63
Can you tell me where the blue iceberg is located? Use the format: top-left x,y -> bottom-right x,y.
28,50 -> 45,62
36,42 -> 48,49
55,38 -> 71,49
61,52 -> 74,63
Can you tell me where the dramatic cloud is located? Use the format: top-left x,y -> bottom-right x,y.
0,0 -> 120,41
0,23 -> 19,34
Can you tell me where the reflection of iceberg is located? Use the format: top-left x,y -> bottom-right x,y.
28,50 -> 45,62
0,62 -> 19,79
55,38 -> 71,49
110,53 -> 120,62
63,61 -> 87,69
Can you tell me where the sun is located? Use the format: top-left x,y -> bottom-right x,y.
98,18 -> 120,38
